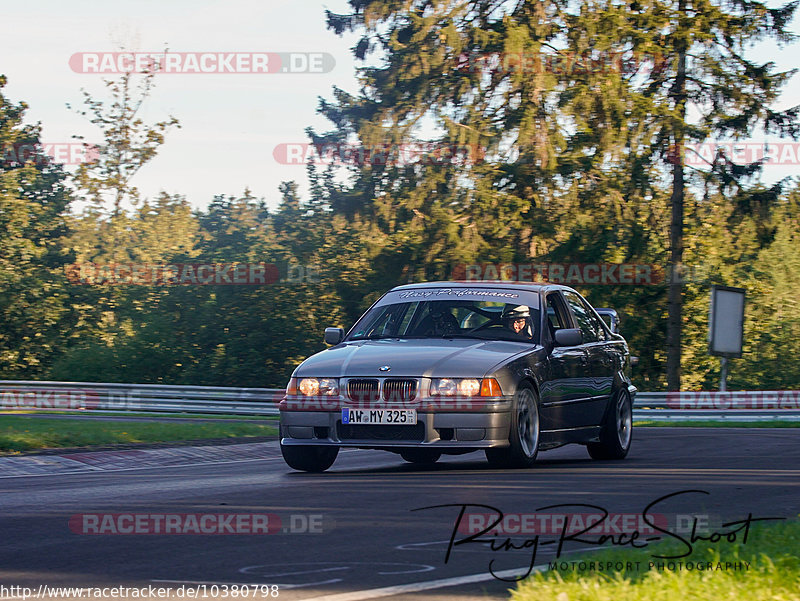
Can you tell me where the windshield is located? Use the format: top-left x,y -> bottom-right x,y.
347,299 -> 540,343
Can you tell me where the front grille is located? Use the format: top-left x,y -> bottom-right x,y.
348,379 -> 380,403
337,421 -> 425,441
382,379 -> 417,403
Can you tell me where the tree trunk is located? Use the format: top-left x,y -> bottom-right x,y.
667,4 -> 687,391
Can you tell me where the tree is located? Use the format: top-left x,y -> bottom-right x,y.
613,0 -> 799,390
0,76 -> 73,378
53,193 -> 201,382
57,62 -> 182,373
677,185 -> 800,390
739,190 -> 800,388
69,64 -> 180,220
324,0 -> 800,390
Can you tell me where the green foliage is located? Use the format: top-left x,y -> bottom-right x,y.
53,186 -> 354,387
3,0 -> 800,392
69,65 -> 180,217
731,192 -> 800,389
320,0 -> 799,391
0,76 -> 73,378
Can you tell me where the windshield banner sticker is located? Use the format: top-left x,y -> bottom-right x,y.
398,288 -> 520,299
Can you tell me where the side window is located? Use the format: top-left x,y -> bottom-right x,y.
546,293 -> 570,335
583,303 -> 611,339
563,291 -> 602,343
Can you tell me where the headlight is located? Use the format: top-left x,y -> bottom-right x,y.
297,378 -> 339,396
431,378 -> 481,397
431,378 -> 458,396
458,378 -> 481,396
430,377 -> 502,397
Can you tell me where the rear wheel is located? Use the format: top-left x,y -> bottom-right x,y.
400,449 -> 441,465
485,384 -> 539,468
588,388 -> 633,460
280,443 -> 339,472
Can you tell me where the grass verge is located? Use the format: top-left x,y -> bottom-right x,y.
0,415 -> 278,453
512,519 -> 800,601
634,420 -> 800,427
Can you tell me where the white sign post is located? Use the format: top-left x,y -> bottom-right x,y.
708,285 -> 746,391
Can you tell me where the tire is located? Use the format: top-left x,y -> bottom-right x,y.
400,449 -> 441,465
588,388 -> 633,460
280,443 -> 339,472
485,384 -> 540,468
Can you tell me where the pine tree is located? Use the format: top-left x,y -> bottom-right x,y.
587,0 -> 799,388
324,0 -> 799,390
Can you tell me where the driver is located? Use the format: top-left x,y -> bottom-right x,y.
502,305 -> 533,340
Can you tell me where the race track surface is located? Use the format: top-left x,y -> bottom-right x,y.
1,428 -> 798,601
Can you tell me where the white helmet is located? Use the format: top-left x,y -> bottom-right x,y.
502,305 -> 531,321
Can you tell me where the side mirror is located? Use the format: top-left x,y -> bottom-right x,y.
324,327 -> 344,345
554,328 -> 583,347
595,308 -> 620,334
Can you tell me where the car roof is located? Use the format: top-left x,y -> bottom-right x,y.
389,281 -> 577,294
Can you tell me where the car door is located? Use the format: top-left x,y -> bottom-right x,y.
562,290 -> 610,426
578,295 -> 617,402
539,291 -> 590,431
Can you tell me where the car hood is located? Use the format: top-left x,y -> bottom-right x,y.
294,338 -> 538,378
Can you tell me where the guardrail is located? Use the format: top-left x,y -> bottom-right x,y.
633,391 -> 800,421
1,381 -> 799,421
0,380 -> 282,416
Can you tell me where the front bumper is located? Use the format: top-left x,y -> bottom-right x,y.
280,397 -> 513,449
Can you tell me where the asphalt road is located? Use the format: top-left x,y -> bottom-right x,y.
0,428 -> 798,601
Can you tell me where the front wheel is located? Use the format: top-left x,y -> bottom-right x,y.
587,388 -> 633,460
485,384 -> 539,468
280,443 -> 339,472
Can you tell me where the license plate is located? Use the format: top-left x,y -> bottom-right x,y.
341,408 -> 417,425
